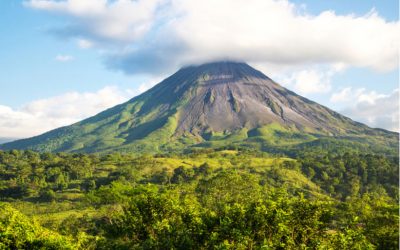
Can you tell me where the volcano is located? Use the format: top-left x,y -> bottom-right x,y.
1,61 -> 397,153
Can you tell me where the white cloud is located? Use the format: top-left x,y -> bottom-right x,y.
77,38 -> 93,49
330,87 -> 388,104
25,0 -> 165,42
25,0 -> 399,74
278,67 -> 334,95
0,86 -> 136,138
330,88 -> 399,132
330,87 -> 353,103
55,54 -> 74,62
173,1 -> 398,72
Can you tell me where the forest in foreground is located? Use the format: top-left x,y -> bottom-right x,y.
0,148 -> 398,249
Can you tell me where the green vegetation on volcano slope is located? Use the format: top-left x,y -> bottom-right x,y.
2,61 -> 398,156
2,118 -> 398,156
0,149 -> 398,249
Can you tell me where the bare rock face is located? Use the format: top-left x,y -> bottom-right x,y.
140,61 -> 370,136
1,61 -> 396,153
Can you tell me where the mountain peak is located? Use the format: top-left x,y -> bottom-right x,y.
178,61 -> 270,81
1,62 -> 396,153
183,60 -> 248,69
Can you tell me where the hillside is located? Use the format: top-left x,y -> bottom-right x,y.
1,61 -> 397,154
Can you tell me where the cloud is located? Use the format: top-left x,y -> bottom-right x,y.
0,86 -> 137,138
330,87 -> 386,104
55,54 -> 74,62
330,88 -> 399,132
330,87 -> 354,103
77,38 -> 93,49
25,0 -> 399,75
277,65 -> 343,95
25,0 -> 166,42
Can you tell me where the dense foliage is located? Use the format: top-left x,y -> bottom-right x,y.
0,203 -> 78,249
0,149 -> 398,249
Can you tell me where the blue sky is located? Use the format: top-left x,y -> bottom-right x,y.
0,0 -> 398,139
0,1 -> 143,106
291,0 -> 398,21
